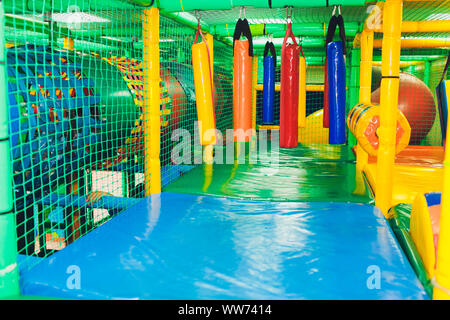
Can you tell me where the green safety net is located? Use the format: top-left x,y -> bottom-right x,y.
2,0 -> 236,269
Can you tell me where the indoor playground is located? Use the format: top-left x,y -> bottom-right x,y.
1,0 -> 450,300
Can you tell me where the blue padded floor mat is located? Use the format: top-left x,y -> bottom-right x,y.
20,193 -> 428,299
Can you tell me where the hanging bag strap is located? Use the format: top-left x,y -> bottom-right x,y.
193,15 -> 215,114
325,7 -> 347,56
263,40 -> 277,68
233,18 -> 254,57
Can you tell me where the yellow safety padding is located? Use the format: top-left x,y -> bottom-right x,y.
410,194 -> 436,279
192,41 -> 216,146
363,163 -> 443,207
347,104 -> 410,157
434,92 -> 450,300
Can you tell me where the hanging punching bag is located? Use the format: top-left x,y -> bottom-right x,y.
233,18 -> 253,142
280,22 -> 300,148
323,14 -> 346,129
262,41 -> 276,124
192,25 -> 216,146
327,41 -> 346,145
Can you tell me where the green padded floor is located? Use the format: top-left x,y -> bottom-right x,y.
164,144 -> 373,203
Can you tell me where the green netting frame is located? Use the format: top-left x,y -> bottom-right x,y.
1,0 -> 235,271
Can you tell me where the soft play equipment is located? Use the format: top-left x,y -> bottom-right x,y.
233,18 -> 253,142
323,12 -> 346,129
280,22 -> 301,148
7,45 -> 108,197
20,192 -> 427,300
410,192 -> 442,280
327,41 -> 347,145
262,40 -> 276,124
5,1 -> 449,302
347,103 -> 411,156
192,24 -> 216,146
436,52 -> 450,144
372,72 -> 436,145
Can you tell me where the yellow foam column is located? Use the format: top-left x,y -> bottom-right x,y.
373,38 -> 450,48
373,20 -> 450,33
375,0 -> 403,217
298,56 -> 306,128
433,119 -> 450,299
356,29 -> 373,171
143,7 -> 161,196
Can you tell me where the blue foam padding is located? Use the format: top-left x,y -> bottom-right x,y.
20,193 -> 427,300
262,56 -> 275,124
425,192 -> 442,207
327,41 -> 346,145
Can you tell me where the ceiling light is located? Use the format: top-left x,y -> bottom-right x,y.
51,12 -> 110,24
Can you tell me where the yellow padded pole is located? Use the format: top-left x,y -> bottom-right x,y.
373,38 -> 450,48
434,119 -> 450,299
372,20 -> 450,33
359,30 -> 374,105
355,29 -> 373,171
375,0 -> 403,217
143,7 -> 161,196
255,84 -> 324,92
298,56 -> 307,128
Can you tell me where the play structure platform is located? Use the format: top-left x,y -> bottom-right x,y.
20,192 -> 427,300
18,145 -> 428,300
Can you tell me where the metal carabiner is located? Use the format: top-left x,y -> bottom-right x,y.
332,5 -> 337,16
239,6 -> 247,20
286,6 -> 293,23
194,10 -> 201,23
